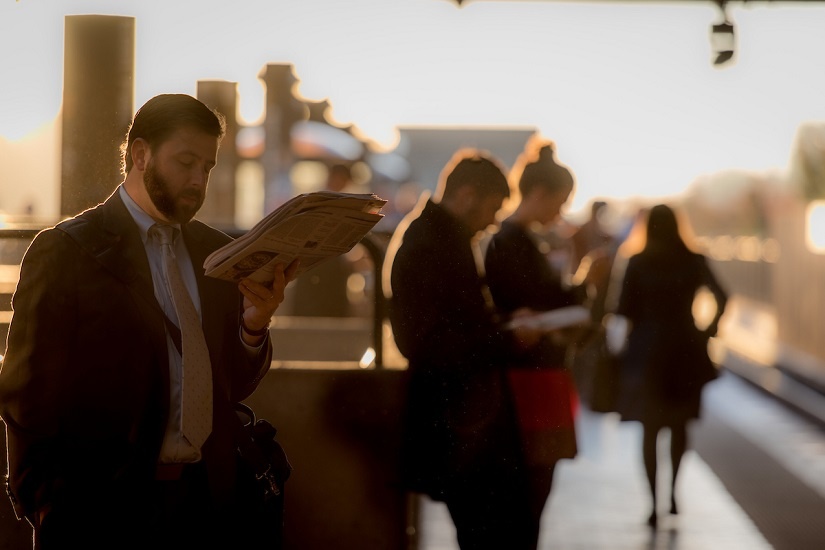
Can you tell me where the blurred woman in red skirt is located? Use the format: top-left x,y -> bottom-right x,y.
484,136 -> 607,548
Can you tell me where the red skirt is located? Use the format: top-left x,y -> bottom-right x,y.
507,367 -> 579,466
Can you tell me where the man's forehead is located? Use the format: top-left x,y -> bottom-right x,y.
158,127 -> 219,155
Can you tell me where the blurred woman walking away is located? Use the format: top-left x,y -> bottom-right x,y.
612,203 -> 728,528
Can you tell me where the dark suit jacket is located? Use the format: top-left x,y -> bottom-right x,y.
0,189 -> 271,525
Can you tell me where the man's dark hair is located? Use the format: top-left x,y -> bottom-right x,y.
437,148 -> 510,201
120,94 -> 227,174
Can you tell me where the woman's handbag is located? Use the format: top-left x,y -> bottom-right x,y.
588,331 -> 621,413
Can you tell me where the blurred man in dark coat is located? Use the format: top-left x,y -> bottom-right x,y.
384,148 -> 537,550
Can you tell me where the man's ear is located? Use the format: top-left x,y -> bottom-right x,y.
131,138 -> 150,172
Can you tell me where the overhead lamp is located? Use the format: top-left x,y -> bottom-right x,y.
710,2 -> 736,67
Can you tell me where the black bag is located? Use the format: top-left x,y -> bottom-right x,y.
569,328 -> 619,413
234,402 -> 292,548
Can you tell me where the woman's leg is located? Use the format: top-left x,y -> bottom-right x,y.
669,422 -> 688,514
642,423 -> 660,527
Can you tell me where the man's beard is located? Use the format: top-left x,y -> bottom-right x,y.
143,161 -> 204,223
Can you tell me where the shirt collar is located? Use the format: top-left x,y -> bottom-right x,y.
119,185 -> 180,244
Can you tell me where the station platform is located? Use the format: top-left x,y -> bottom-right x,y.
415,370 -> 825,550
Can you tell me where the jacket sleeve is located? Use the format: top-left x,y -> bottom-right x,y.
0,230 -> 78,520
189,220 -> 273,403
229,327 -> 272,402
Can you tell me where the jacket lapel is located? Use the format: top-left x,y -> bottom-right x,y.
80,190 -> 169,347
63,189 -> 172,412
86,191 -> 155,297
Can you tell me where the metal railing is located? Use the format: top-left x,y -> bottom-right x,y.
0,227 -> 391,368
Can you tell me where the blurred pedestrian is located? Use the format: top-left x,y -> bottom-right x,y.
612,203 -> 728,528
570,200 -> 614,280
567,199 -> 622,413
384,148 -> 537,550
483,137 -> 601,547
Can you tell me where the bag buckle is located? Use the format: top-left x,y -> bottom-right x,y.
257,466 -> 281,498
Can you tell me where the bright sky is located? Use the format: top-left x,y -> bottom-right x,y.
2,0 -> 825,217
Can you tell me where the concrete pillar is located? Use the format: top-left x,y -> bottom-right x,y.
258,63 -> 306,212
61,15 -> 134,217
197,80 -> 239,228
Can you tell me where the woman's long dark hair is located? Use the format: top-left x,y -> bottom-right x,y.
643,204 -> 692,257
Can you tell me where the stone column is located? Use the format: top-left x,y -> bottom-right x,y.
61,15 -> 134,217
197,80 -> 239,228
258,63 -> 306,212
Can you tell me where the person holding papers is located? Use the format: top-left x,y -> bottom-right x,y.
484,137 -> 606,548
0,94 -> 298,549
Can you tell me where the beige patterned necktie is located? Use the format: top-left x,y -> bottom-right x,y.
153,224 -> 213,450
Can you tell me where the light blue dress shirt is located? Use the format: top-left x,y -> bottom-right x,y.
119,185 -> 264,463
119,186 -> 202,462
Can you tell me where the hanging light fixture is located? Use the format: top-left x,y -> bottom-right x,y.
710,0 -> 736,67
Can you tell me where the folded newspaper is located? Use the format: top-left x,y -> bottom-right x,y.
504,305 -> 591,331
203,191 -> 387,284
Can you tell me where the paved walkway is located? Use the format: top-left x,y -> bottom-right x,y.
417,371 -> 825,549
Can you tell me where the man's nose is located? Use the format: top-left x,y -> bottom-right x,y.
192,166 -> 209,187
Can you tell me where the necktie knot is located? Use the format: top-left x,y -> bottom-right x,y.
152,224 -> 178,247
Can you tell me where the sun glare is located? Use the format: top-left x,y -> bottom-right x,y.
806,201 -> 825,254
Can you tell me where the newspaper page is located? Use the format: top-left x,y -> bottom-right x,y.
204,191 -> 387,284
504,305 -> 591,331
